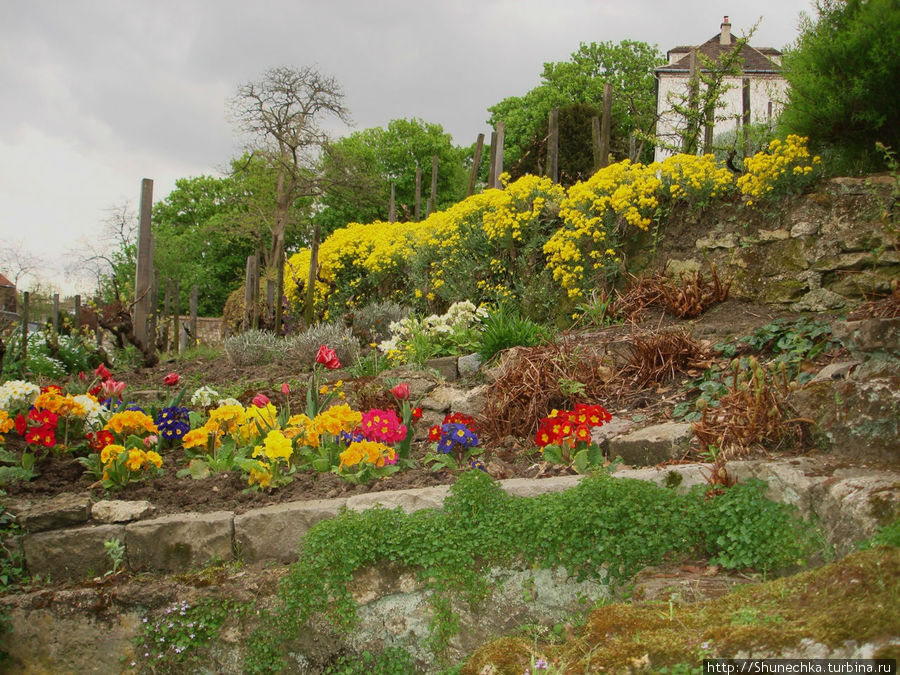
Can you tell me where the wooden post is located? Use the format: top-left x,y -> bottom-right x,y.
243,255 -> 254,332
414,165 -> 422,221
274,251 -> 284,335
51,293 -> 59,337
493,122 -> 505,188
171,279 -> 180,354
163,279 -> 172,352
487,131 -> 498,190
266,280 -> 275,327
20,291 -> 28,367
74,295 -> 81,330
133,178 -> 154,349
592,116 -> 601,170
149,272 -> 158,350
189,284 -> 198,348
547,108 -> 559,183
742,77 -> 751,158
427,155 -> 438,217
599,83 -> 612,168
629,131 -> 637,162
467,133 -> 484,196
389,183 -> 396,222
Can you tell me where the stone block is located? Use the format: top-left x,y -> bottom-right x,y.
457,353 -> 483,377
608,423 -> 694,466
23,524 -> 125,580
126,511 -> 234,572
91,500 -> 155,524
613,463 -> 709,493
347,485 -> 450,514
17,493 -> 92,533
424,355 -> 458,380
234,498 -> 347,565
499,475 -> 581,498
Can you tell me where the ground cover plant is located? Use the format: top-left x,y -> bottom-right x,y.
241,470 -> 820,673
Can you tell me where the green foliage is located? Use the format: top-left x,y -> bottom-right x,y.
222,329 -> 285,367
779,0 -> 900,173
152,171 -> 260,316
135,598 -> 244,672
1,330 -> 99,381
244,472 -> 820,672
474,305 -> 551,363
0,448 -> 37,486
284,322 -> 362,367
323,647 -> 417,675
712,122 -> 778,168
857,517 -> 900,550
699,479 -> 819,572
489,40 -> 665,175
316,118 -> 469,232
738,317 -> 840,383
103,537 -> 126,575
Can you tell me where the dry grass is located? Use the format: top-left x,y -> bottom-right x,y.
848,278 -> 900,319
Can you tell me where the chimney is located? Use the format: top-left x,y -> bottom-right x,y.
720,16 -> 732,45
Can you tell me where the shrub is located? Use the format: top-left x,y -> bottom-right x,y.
347,301 -> 409,346
475,305 -> 550,363
284,322 -> 361,367
779,0 -> 900,172
222,330 -> 284,367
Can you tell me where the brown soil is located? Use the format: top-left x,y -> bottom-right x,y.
2,301 -> 839,516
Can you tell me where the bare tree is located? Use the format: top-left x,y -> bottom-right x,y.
0,240 -> 45,287
68,203 -> 137,301
230,66 -> 350,281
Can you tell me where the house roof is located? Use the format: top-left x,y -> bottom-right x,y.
656,31 -> 782,74
0,273 -> 14,288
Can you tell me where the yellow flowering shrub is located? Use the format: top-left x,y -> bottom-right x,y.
658,153 -> 735,206
738,135 -> 822,203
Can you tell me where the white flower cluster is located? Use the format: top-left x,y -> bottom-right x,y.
0,379 -> 40,413
189,385 -> 220,408
377,301 -> 488,353
72,394 -> 107,428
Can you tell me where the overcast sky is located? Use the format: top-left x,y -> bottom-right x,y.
0,0 -> 815,295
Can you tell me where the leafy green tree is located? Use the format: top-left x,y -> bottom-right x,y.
779,0 -> 900,171
488,40 -> 665,177
315,118 -> 468,231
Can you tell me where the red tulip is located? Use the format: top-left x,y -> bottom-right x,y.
100,379 -> 126,400
163,372 -> 180,386
251,393 -> 270,408
281,383 -> 291,395
391,382 -> 410,401
94,363 -> 111,380
315,345 -> 341,370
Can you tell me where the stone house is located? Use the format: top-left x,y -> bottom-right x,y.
654,16 -> 788,161
0,272 -> 16,316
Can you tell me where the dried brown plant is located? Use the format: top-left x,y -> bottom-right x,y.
656,264 -> 731,319
480,344 -> 615,441
691,357 -> 806,460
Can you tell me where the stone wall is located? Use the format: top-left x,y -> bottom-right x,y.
643,176 -> 898,311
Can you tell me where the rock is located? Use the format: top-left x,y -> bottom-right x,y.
125,511 -> 234,572
664,258 -> 702,278
346,485 -> 451,514
457,353 -> 483,376
591,417 -> 633,450
23,523 -> 125,580
696,232 -> 738,250
91,500 -> 155,524
424,355 -> 458,380
234,498 -> 347,565
608,423 -> 694,466
17,493 -> 92,532
613,463 -> 709,494
832,317 -> 900,357
421,384 -> 488,417
756,228 -> 791,242
809,360 -> 860,383
499,475 -> 582,498
790,288 -> 847,313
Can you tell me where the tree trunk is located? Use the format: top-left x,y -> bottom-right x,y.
304,223 -> 321,326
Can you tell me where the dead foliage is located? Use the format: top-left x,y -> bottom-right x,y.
481,328 -> 712,442
621,330 -> 714,389
656,265 -> 731,319
480,344 -> 615,441
848,279 -> 900,319
691,357 -> 807,460
606,266 -> 731,322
